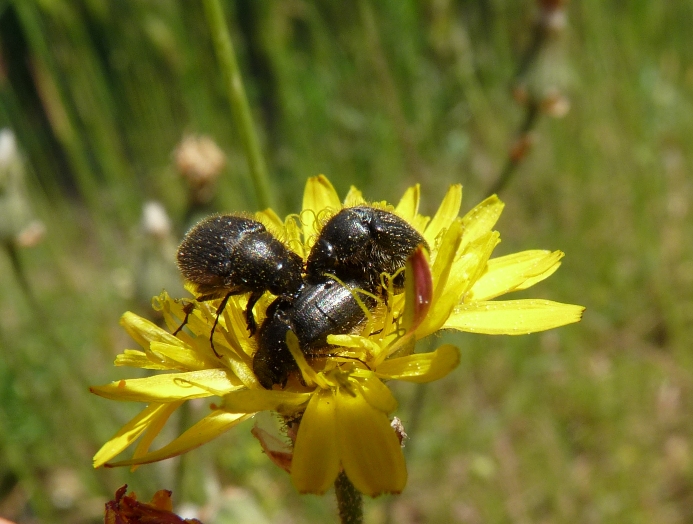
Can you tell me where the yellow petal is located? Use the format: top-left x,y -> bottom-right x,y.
255,208 -> 284,232
445,299 -> 585,334
355,375 -> 398,413
292,389 -> 341,494
90,369 -> 242,402
93,402 -> 181,468
423,184 -> 462,248
302,175 -> 341,246
470,250 -> 564,301
157,297 -> 216,342
115,349 -> 170,370
430,220 -> 463,300
284,215 -> 305,259
343,186 -> 365,207
107,410 -> 250,467
225,358 -> 260,390
459,195 -> 504,248
220,298 -> 258,360
395,184 -> 420,222
147,341 -> 218,370
336,388 -> 407,496
222,388 -> 311,414
131,401 -> 185,471
453,231 -> 501,295
376,344 -> 460,383
120,312 -> 180,351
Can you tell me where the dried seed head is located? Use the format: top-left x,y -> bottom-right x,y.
175,135 -> 226,204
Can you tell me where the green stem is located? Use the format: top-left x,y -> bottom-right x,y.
201,0 -> 273,210
335,471 -> 363,524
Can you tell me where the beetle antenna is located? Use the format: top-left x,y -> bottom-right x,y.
173,301 -> 196,336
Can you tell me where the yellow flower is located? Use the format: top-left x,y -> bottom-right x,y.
92,175 -> 584,496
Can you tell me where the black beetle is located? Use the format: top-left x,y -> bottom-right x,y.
176,215 -> 303,338
252,277 -> 376,388
307,206 -> 427,293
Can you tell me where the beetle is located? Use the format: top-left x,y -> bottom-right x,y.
252,277 -> 376,388
307,206 -> 426,293
176,215 -> 303,350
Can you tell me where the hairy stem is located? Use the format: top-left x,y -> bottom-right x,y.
335,471 -> 363,524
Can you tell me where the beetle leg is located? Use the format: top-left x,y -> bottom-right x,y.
245,290 -> 263,335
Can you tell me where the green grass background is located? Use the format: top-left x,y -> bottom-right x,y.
1,1 -> 692,522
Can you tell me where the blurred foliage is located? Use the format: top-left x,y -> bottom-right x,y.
1,0 -> 693,522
